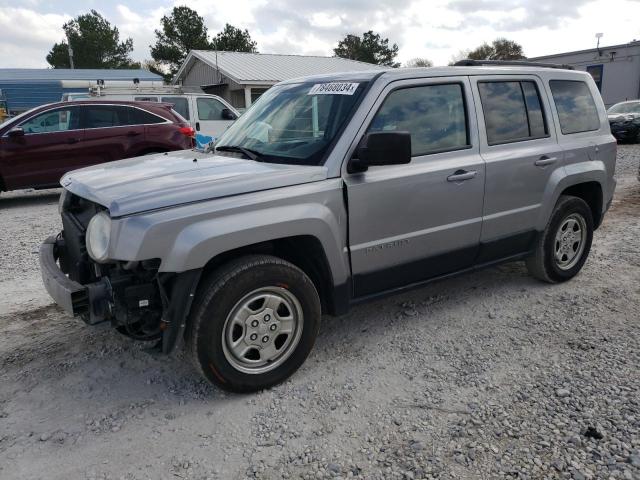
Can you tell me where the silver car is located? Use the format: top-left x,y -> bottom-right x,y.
40,62 -> 617,392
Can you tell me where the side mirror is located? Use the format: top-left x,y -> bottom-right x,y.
348,131 -> 411,173
7,127 -> 25,139
221,108 -> 237,121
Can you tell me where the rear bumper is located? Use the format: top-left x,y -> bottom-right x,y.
39,235 -> 110,323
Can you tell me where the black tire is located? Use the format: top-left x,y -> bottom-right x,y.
526,195 -> 594,283
188,255 -> 321,393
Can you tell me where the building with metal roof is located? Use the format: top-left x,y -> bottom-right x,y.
173,50 -> 385,109
0,69 -> 163,114
529,40 -> 640,107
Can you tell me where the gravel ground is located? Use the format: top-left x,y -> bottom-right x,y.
0,146 -> 639,480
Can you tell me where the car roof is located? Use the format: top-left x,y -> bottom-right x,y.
280,65 -> 590,85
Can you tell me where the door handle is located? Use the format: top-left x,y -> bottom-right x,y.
126,131 -> 141,137
67,137 -> 80,144
535,155 -> 557,167
447,169 -> 477,182
195,122 -> 201,131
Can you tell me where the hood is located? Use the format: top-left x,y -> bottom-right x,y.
61,150 -> 328,217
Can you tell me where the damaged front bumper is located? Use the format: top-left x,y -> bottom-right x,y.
39,234 -> 201,354
39,235 -> 111,324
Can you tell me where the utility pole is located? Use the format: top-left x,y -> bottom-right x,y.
67,33 -> 75,69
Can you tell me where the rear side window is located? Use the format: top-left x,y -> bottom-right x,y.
84,106 -> 139,129
134,108 -> 167,125
549,80 -> 600,134
368,83 -> 469,156
162,97 -> 189,120
478,81 -> 549,145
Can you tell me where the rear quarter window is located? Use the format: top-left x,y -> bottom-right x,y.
134,108 -> 168,125
549,80 -> 601,134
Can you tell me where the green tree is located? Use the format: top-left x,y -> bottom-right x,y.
334,31 -> 400,67
467,38 -> 525,61
150,6 -> 211,78
405,57 -> 433,68
213,24 -> 258,52
46,10 -> 138,69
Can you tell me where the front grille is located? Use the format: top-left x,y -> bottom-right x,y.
59,193 -> 104,284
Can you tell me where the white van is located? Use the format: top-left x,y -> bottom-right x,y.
63,87 -> 240,141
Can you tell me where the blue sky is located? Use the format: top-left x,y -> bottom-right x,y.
0,0 -> 639,68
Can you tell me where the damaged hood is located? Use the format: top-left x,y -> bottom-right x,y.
61,149 -> 328,217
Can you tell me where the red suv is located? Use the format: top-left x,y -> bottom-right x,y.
0,100 -> 194,192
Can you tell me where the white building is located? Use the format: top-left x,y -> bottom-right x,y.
530,40 -> 640,107
173,51 -> 384,109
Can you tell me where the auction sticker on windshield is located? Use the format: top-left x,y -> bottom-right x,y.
308,83 -> 359,95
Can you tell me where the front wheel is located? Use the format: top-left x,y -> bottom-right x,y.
526,195 -> 594,283
188,255 -> 321,393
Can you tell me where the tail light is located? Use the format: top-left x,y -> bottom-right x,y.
178,126 -> 195,138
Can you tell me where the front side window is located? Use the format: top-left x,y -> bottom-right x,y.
162,97 -> 190,120
197,97 -> 226,120
19,107 -> 81,134
215,81 -> 369,165
368,83 -> 469,156
479,80 -> 548,145
549,80 -> 601,134
607,101 -> 640,115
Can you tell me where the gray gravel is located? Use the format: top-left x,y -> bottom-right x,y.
1,146 -> 639,480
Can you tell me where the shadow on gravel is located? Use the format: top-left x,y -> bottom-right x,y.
0,191 -> 60,209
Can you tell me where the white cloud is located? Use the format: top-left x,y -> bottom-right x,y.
0,0 -> 639,68
0,7 -> 71,67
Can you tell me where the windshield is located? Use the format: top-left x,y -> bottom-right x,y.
214,80 -> 369,165
608,102 -> 640,114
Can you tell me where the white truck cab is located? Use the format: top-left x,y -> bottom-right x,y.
64,86 -> 240,140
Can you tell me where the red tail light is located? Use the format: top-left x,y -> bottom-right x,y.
179,126 -> 195,137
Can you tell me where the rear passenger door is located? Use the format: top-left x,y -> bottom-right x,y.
471,76 -> 564,261
81,105 -> 146,165
345,77 -> 485,297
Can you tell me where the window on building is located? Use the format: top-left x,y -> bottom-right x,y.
586,65 -> 603,92
161,97 -> 190,120
134,96 -> 158,102
478,80 -> 549,145
549,80 -> 601,134
367,83 -> 469,156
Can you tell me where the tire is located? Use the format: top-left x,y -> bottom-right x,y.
188,255 -> 321,393
526,195 -> 594,283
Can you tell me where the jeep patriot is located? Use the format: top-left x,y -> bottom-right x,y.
40,62 -> 616,392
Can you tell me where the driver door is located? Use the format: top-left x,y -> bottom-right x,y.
344,77 -> 486,297
0,106 -> 84,190
194,96 -> 236,139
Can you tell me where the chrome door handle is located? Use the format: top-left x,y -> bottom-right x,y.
535,155 -> 557,167
447,169 -> 477,182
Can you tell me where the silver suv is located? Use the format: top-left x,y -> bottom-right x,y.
40,62 -> 617,393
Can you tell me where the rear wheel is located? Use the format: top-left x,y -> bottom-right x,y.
188,255 -> 321,393
526,195 -> 594,283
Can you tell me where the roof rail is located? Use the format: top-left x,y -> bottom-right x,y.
88,84 -> 183,96
453,59 -> 574,70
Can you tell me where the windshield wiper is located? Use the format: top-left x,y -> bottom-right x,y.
215,145 -> 264,162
